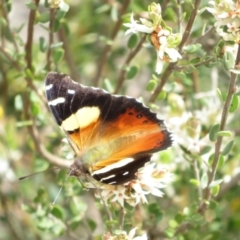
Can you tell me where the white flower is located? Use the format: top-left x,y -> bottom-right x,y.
123,4 -> 182,74
207,0 -> 240,42
89,161 -> 172,207
103,228 -> 148,240
124,13 -> 154,35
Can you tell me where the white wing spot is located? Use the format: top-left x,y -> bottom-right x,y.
61,106 -> 100,131
123,171 -> 129,176
99,175 -> 116,181
67,89 -> 75,94
45,84 -> 53,90
92,158 -> 134,175
48,97 -> 65,106
108,181 -> 117,185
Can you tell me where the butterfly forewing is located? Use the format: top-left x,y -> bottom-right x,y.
45,72 -> 172,185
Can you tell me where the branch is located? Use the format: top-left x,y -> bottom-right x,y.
148,0 -> 202,103
92,0 -> 131,86
198,44 -> 240,213
23,94 -> 71,168
25,0 -> 40,71
58,27 -> 81,81
119,205 -> 125,230
46,7 -> 56,71
114,34 -> 147,94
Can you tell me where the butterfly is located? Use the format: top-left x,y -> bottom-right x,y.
45,72 -> 172,185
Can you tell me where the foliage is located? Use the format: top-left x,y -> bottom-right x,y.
0,0 -> 240,239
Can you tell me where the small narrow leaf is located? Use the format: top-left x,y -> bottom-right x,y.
50,42 -> 63,49
127,34 -> 138,49
126,66 -> 138,79
200,173 -> 208,189
39,37 -> 47,52
38,12 -> 50,23
53,48 -> 64,64
157,91 -> 167,100
146,80 -> 157,92
189,179 -> 200,187
229,94 -> 239,113
216,88 -> 223,102
222,140 -> 234,156
211,184 -> 220,196
25,1 -> 37,10
217,154 -> 225,169
209,179 -> 223,188
200,145 -> 211,155
51,205 -> 64,220
217,131 -> 232,137
223,51 -> 235,70
209,123 -> 220,141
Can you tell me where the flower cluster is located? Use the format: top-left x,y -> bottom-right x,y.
207,0 -> 240,42
123,2 -> 182,74
103,228 -> 147,240
86,162 -> 172,207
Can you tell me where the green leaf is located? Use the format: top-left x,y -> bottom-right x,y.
56,10 -> 67,20
68,215 -> 83,230
211,184 -> 220,196
190,57 -> 201,64
209,123 -> 220,142
50,42 -> 63,49
209,179 -> 223,188
25,1 -> 37,10
217,154 -> 225,169
146,80 -> 157,92
148,203 -> 163,222
208,153 -> 214,165
103,78 -> 114,92
157,91 -> 167,100
14,95 -> 23,111
51,205 -> 64,220
59,1 -> 69,12
200,173 -> 208,189
230,68 -> 240,74
87,218 -> 97,231
126,65 -> 138,79
222,140 -> 234,156
200,145 -> 212,155
95,4 -> 110,13
53,19 -> 61,32
38,12 -> 50,23
209,200 -> 218,209
16,120 -> 33,128
217,131 -> 232,137
184,43 -> 202,53
223,51 -> 235,70
110,3 -> 118,21
127,34 -> 138,49
229,94 -> 239,113
216,88 -> 224,102
173,71 -> 186,79
39,37 -> 47,52
53,48 -> 64,64
174,213 -> 185,224
189,179 -> 200,187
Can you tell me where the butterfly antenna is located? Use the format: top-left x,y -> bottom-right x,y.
19,167 -> 59,180
51,169 -> 72,206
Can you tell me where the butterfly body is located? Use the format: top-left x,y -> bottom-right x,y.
45,72 -> 172,185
